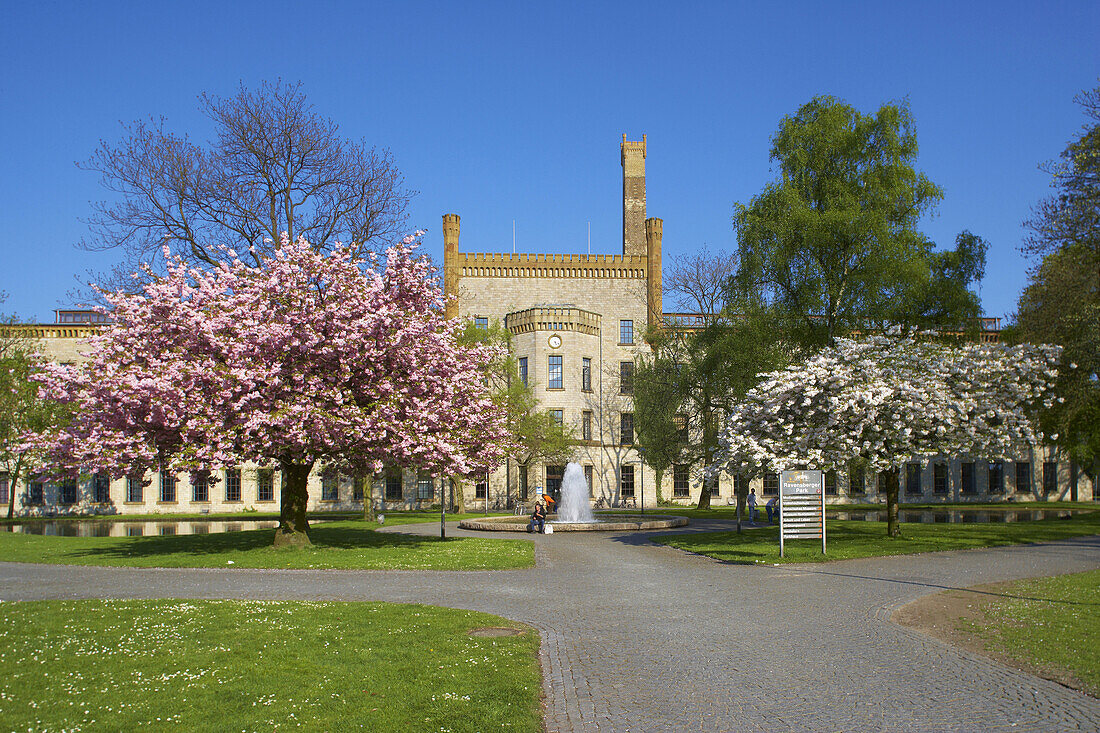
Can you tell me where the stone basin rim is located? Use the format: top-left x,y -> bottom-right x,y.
457,514 -> 689,532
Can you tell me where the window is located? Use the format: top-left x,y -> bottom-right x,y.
549,409 -> 563,426
29,480 -> 44,505
519,464 -> 528,502
257,469 -> 275,502
0,474 -> 8,506
988,462 -> 1004,494
126,476 -> 143,503
93,473 -> 110,503
548,355 -> 563,389
673,465 -> 690,498
1015,462 -> 1031,493
160,471 -> 177,502
584,465 -> 594,497
961,462 -> 976,495
418,474 -> 434,501
385,473 -> 402,501
619,361 -> 634,394
474,316 -> 488,330
733,474 -> 749,497
1043,461 -> 1057,496
581,410 -> 593,441
906,463 -> 922,495
848,466 -> 865,495
225,468 -> 242,502
707,474 -> 720,497
619,413 -> 634,445
620,465 -> 635,497
877,470 -> 891,493
620,320 -> 634,345
824,470 -> 837,495
675,414 -> 689,443
192,474 -> 209,502
475,474 -> 487,499
321,471 -> 339,501
351,474 -> 365,501
762,471 -> 779,496
930,464 -> 946,495
518,357 -> 528,387
581,357 -> 592,392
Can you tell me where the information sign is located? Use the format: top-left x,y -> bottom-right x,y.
779,470 -> 826,557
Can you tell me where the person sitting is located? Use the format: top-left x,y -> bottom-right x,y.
528,502 -> 547,534
766,496 -> 780,523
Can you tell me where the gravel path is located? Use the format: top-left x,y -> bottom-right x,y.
2,518 -> 1099,732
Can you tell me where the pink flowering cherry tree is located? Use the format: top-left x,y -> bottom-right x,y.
711,337 -> 1061,537
33,235 -> 511,545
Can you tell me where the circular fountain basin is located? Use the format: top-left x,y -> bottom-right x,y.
457,513 -> 689,532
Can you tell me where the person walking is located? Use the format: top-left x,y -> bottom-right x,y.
747,489 -> 758,526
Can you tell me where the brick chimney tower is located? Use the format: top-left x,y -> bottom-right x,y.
646,217 -> 663,332
442,213 -> 461,320
621,134 -> 647,257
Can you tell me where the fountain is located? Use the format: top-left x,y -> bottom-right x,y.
556,462 -> 595,523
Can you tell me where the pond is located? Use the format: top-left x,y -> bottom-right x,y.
1,519 -> 280,537
824,509 -> 1080,524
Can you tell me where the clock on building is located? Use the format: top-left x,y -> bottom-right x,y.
548,334 -> 562,349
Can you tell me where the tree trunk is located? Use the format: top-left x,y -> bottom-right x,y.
449,477 -> 466,515
735,481 -> 748,533
883,466 -> 901,538
653,467 -> 664,505
275,460 -> 314,547
6,459 -> 23,520
695,478 -> 713,510
361,473 -> 376,521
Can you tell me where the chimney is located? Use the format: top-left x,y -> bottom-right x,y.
646,217 -> 663,332
621,134 -> 647,257
442,213 -> 461,319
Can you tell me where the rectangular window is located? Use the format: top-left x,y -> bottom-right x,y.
475,474 -> 487,499
824,470 -> 837,495
418,474 -> 434,501
549,409 -> 564,426
257,469 -> 275,502
0,474 -> 8,506
733,474 -> 748,497
518,357 -> 528,388
60,479 -> 77,505
762,471 -> 779,496
225,468 -> 242,502
584,465 -> 594,497
961,462 -> 976,495
93,473 -> 111,503
519,464 -> 528,502
906,463 -> 922,495
126,476 -> 143,503
620,320 -> 634,345
848,466 -> 865,495
619,361 -> 634,394
548,355 -> 563,389
673,465 -> 690,497
675,414 -> 689,443
1015,462 -> 1031,493
988,462 -> 1004,494
619,413 -> 634,445
708,474 -> 720,497
581,410 -> 593,441
352,474 -> 365,501
1043,461 -> 1057,496
160,471 -> 176,503
474,316 -> 488,330
620,465 -> 635,497
321,471 -> 339,501
581,357 -> 592,392
385,473 -> 402,501
29,480 -> 44,505
933,464 -> 948,495
192,474 -> 209,503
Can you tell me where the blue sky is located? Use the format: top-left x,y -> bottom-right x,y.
1,0 -> 1097,323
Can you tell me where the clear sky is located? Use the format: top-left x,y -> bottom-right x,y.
1,0 -> 1097,323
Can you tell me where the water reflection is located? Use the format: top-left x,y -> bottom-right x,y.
826,509 -> 1077,523
1,519 -> 280,537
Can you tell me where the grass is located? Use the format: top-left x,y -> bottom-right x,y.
0,599 -> 542,732
965,569 -> 1100,697
0,517 -> 534,570
653,510 -> 1100,564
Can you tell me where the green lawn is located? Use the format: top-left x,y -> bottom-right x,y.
653,510 -> 1100,564
0,599 -> 542,732
966,568 -> 1100,697
0,518 -> 534,570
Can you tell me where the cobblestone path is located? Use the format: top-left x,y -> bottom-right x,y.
2,519 -> 1099,731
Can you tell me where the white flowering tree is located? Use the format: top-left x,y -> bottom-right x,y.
712,337 -> 1061,537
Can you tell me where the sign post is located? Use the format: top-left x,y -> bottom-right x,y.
779,470 -> 826,558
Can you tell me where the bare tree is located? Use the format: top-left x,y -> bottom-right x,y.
76,79 -> 414,295
663,244 -> 737,315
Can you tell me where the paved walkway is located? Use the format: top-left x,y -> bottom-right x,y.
3,519 -> 1099,731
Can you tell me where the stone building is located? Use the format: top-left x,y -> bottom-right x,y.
0,136 -> 1094,517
